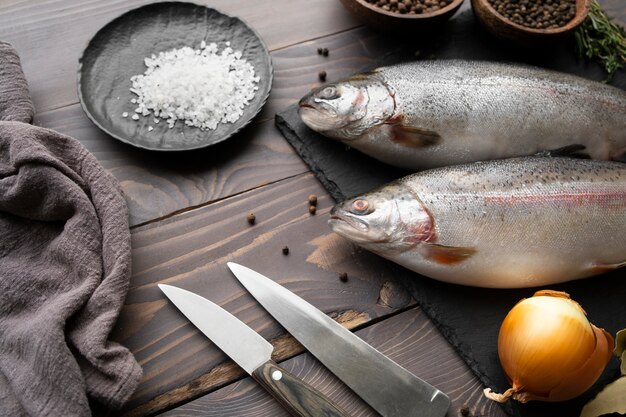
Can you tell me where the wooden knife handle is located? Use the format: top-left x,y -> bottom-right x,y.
252,360 -> 350,417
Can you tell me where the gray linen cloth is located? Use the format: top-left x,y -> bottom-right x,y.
0,41 -> 142,415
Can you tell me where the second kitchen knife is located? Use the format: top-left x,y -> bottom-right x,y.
158,284 -> 349,417
227,263 -> 451,417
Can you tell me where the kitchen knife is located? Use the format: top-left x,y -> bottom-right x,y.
227,263 -> 451,417
158,284 -> 349,417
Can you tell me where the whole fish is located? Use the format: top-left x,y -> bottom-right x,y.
329,157 -> 626,288
299,60 -> 626,170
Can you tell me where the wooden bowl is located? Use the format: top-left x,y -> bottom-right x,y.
471,0 -> 591,46
339,0 -> 465,32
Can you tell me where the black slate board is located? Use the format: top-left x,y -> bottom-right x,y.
276,10 -> 626,417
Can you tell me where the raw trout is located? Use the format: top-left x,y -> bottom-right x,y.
299,61 -> 626,170
329,157 -> 626,288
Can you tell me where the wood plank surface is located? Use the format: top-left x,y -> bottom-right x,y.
160,307 -> 507,417
34,108 -> 308,226
0,0 -> 360,114
117,172 -> 417,416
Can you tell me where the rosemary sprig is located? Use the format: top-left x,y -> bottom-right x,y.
575,1 -> 626,81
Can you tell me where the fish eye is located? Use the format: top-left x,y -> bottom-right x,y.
351,199 -> 370,215
319,86 -> 339,100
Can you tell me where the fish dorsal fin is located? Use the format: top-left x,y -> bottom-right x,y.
421,243 -> 476,265
390,124 -> 441,148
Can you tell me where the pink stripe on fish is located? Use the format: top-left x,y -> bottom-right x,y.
483,190 -> 626,209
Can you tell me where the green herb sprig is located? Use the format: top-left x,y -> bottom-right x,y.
575,1 -> 626,81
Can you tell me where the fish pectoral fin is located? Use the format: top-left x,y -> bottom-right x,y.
535,144 -> 590,159
390,124 -> 441,148
421,243 -> 476,265
589,260 -> 626,274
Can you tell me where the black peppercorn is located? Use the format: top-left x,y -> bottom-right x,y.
487,0 -> 576,28
367,0 -> 454,14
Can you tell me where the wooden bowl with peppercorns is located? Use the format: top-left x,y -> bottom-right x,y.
339,0 -> 465,32
471,0 -> 591,46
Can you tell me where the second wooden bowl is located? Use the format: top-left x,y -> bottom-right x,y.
471,0 -> 592,46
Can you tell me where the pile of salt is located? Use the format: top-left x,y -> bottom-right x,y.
128,41 -> 260,131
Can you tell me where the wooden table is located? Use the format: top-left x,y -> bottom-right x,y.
1,1 -> 624,416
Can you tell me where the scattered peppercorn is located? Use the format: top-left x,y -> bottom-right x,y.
339,272 -> 348,282
365,0 -> 453,14
460,405 -> 470,417
322,48 -> 329,57
318,70 -> 327,82
282,246 -> 289,255
488,0 -> 576,29
317,47 -> 323,55
246,213 -> 256,225
308,194 -> 318,206
309,205 -> 316,215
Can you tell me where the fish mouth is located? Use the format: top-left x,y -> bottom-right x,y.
328,209 -> 371,238
298,105 -> 339,133
329,211 -> 367,231
298,92 -> 320,111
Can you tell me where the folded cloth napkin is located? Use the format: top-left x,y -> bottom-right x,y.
0,41 -> 142,416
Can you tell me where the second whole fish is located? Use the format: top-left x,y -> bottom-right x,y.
329,157 -> 626,288
298,60 -> 626,170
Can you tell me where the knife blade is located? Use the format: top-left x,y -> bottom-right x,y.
158,284 -> 349,417
226,263 -> 451,417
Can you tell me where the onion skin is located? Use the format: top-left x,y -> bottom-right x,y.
485,290 -> 615,403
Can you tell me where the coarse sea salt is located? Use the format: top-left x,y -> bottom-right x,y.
128,42 -> 259,130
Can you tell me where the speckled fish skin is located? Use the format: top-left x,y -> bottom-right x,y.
329,157 -> 626,288
299,60 -> 626,170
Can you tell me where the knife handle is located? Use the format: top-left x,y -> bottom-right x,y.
252,360 -> 350,417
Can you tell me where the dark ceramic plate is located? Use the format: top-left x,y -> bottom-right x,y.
77,2 -> 272,151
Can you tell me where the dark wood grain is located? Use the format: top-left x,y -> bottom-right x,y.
0,0 -> 360,114
118,172 -> 416,416
161,307 -> 508,417
34,107 -> 308,226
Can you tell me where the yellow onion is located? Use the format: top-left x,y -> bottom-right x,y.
484,290 -> 614,403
